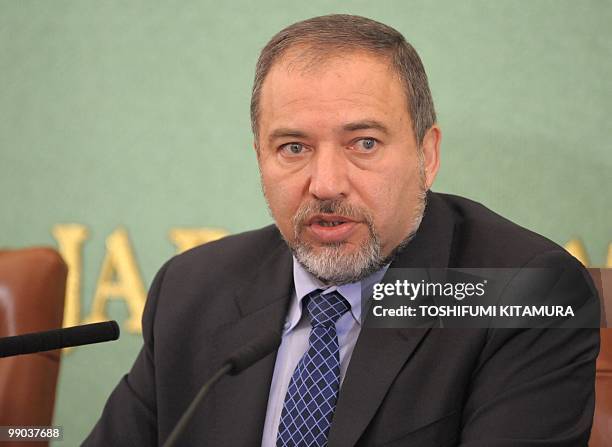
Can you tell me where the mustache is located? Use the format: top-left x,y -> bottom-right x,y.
292,199 -> 374,229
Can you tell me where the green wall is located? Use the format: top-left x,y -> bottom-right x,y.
1,1 -> 610,444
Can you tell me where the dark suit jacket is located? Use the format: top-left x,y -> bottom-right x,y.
83,191 -> 600,446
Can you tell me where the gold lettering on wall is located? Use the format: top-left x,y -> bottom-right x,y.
565,239 -> 612,268
83,227 -> 146,333
52,224 -> 89,329
169,227 -> 229,253
564,239 -> 590,266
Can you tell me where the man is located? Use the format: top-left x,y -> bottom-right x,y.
84,15 -> 599,446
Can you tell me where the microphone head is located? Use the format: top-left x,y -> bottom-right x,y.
62,320 -> 120,347
227,330 -> 281,375
0,320 -> 121,358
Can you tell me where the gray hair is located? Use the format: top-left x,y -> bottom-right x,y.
250,14 -> 437,146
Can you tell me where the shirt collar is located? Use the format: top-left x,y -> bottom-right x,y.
284,256 -> 388,334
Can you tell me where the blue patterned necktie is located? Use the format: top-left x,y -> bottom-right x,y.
277,290 -> 350,447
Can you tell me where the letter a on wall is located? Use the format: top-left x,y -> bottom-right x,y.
84,227 -> 146,333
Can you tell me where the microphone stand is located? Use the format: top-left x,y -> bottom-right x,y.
162,363 -> 232,447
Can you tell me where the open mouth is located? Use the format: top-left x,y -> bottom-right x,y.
305,215 -> 359,243
316,220 -> 346,227
307,214 -> 354,226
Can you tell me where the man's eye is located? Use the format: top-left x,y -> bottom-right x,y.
356,138 -> 377,151
280,143 -> 305,155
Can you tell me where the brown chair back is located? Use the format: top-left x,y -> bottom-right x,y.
0,247 -> 67,447
588,268 -> 612,447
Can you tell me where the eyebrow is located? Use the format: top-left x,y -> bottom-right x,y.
342,120 -> 390,135
269,128 -> 309,141
268,120 -> 390,143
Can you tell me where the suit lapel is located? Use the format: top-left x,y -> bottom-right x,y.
327,327 -> 432,447
210,239 -> 294,446
328,191 -> 458,446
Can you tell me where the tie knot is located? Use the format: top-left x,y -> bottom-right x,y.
305,290 -> 350,327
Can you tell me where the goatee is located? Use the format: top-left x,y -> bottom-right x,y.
287,190 -> 427,286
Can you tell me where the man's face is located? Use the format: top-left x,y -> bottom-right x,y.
256,50 -> 439,284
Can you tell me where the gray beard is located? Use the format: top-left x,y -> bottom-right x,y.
288,191 -> 426,285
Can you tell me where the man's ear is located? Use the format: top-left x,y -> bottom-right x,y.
420,125 -> 442,189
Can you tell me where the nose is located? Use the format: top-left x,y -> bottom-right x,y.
308,145 -> 350,201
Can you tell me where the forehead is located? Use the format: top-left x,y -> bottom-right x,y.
259,49 -> 411,132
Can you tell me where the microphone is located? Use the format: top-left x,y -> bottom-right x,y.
162,330 -> 281,447
0,321 -> 120,358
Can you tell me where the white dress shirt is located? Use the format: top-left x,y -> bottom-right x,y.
261,257 -> 388,446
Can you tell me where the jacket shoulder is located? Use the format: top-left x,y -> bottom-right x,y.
166,224 -> 286,278
143,224 -> 290,334
436,192 -> 573,267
